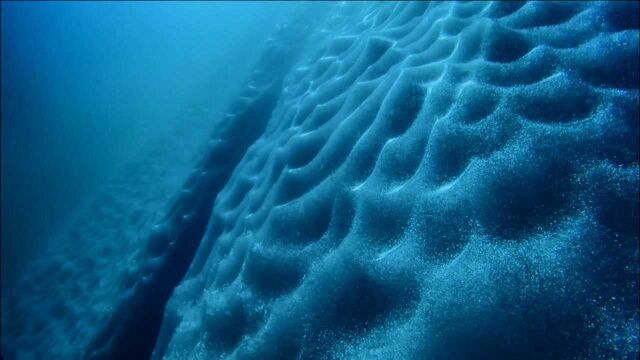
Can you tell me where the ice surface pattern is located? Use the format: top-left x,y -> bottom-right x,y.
154,2 -> 638,359
2,1 -> 639,359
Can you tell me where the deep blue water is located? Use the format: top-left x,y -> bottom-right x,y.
1,1 -> 292,291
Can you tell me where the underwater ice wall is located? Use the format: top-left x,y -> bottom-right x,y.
2,1 -> 639,359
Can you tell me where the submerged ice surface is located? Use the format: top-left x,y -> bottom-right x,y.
2,1 -> 639,359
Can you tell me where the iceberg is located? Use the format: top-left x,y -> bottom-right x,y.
2,1 -> 638,359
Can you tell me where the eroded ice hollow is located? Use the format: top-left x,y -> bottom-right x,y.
2,1 -> 639,359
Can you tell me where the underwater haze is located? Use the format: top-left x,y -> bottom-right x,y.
1,1 -> 639,359
1,1 -> 294,291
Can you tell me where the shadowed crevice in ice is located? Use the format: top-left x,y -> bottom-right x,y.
85,91 -> 279,359
85,73 -> 280,360
83,10 -> 330,359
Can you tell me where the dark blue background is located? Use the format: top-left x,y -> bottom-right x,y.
1,1 -> 292,291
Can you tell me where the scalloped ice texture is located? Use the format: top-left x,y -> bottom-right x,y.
2,1 -> 639,359
152,2 -> 639,359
